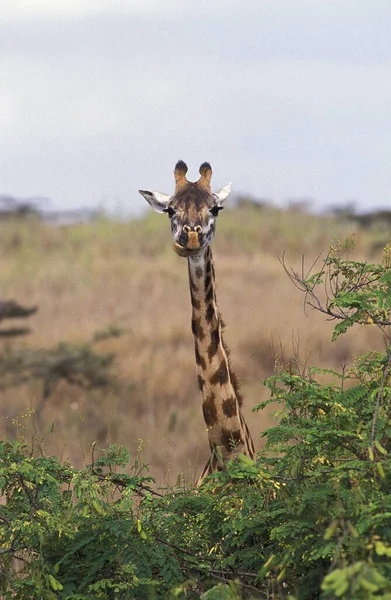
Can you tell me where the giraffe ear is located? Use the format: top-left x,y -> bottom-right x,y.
139,190 -> 172,213
213,182 -> 231,204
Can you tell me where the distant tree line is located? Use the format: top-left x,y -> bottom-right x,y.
2,192 -> 391,229
0,194 -> 99,225
234,195 -> 391,229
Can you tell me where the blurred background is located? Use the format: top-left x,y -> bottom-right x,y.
0,1 -> 390,485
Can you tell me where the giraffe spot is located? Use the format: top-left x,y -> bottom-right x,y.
198,375 -> 205,390
205,273 -> 211,290
209,360 -> 229,385
195,346 -> 207,370
206,259 -> 212,274
207,327 -> 220,360
192,317 -> 205,341
202,393 -> 218,427
222,397 -> 237,418
191,317 -> 197,334
205,303 -> 214,323
191,295 -> 201,310
195,266 -> 203,279
190,279 -> 198,293
221,428 -> 243,451
205,285 -> 214,303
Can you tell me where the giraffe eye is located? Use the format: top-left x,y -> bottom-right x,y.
164,206 -> 176,218
210,206 -> 223,217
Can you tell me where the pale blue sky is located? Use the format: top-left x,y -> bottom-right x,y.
1,1 -> 390,214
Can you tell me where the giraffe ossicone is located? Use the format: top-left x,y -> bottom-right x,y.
139,161 -> 255,484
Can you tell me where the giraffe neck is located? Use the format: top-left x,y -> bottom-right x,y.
188,246 -> 254,476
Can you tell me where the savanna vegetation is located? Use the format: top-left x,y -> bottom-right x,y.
0,203 -> 388,483
1,201 -> 391,598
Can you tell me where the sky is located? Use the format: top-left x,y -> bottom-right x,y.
1,0 -> 390,215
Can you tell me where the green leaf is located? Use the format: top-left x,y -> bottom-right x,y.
324,520 -> 338,540
48,574 -> 63,591
374,439 -> 387,455
376,463 -> 385,478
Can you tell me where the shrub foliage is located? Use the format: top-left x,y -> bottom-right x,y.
2,237 -> 391,599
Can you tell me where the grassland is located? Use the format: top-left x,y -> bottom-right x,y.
0,203 -> 388,485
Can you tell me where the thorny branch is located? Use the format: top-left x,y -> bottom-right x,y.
279,252 -> 391,327
154,535 -> 262,593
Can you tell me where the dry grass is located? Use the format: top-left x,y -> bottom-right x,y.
0,206 -> 388,485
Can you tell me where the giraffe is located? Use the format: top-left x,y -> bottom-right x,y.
139,160 -> 255,483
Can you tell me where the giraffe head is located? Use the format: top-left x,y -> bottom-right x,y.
139,161 -> 231,257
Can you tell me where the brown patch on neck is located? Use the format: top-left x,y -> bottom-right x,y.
192,316 -> 205,341
222,397 -> 237,418
202,392 -> 218,427
209,360 -> 229,385
207,327 -> 220,361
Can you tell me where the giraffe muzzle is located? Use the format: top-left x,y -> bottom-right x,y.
183,225 -> 202,248
186,231 -> 201,249
174,225 -> 203,257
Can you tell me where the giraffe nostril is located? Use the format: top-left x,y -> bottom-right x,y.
194,225 -> 202,234
183,225 -> 191,234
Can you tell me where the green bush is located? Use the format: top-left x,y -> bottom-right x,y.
2,237 -> 391,599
